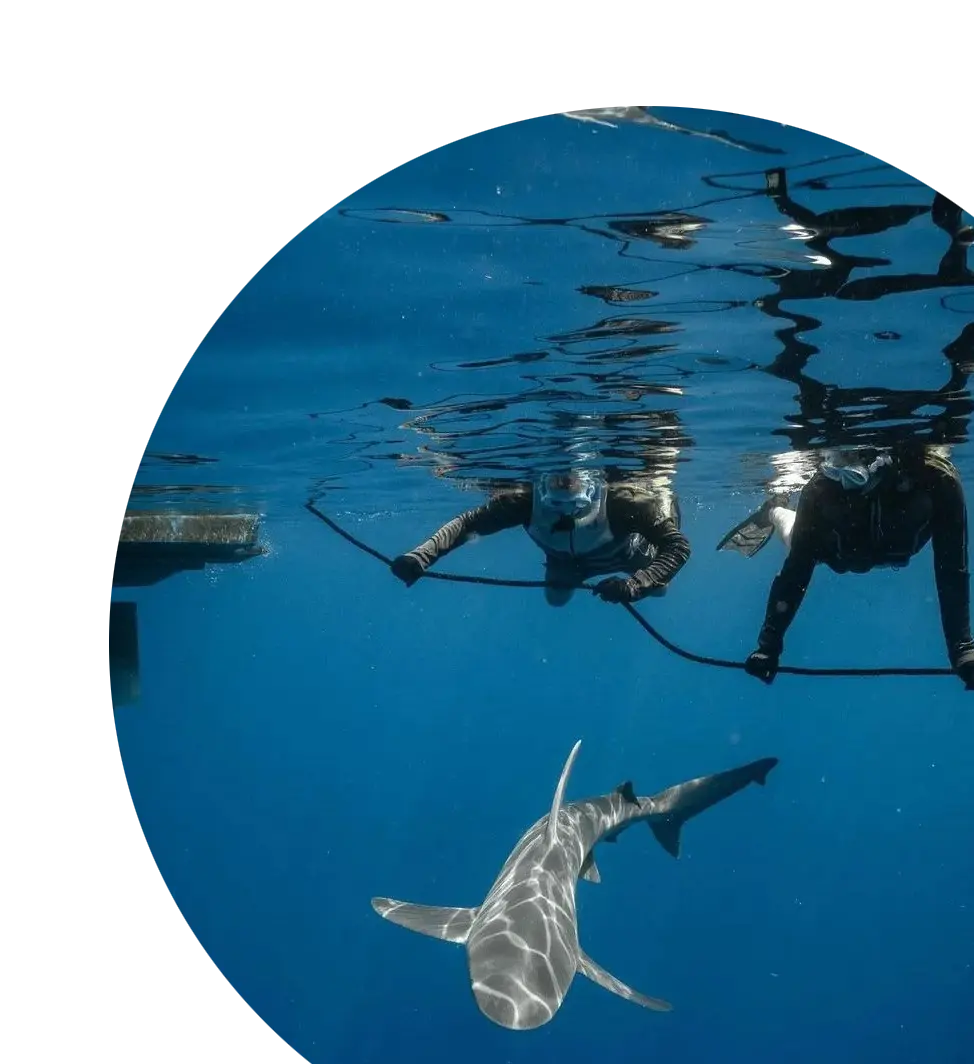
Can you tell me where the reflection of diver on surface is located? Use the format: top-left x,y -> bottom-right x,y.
757,169 -> 972,379
391,365 -> 692,485
718,438 -> 974,689
836,189 -> 974,301
604,214 -> 712,252
768,321 -> 974,455
762,165 -> 934,255
391,464 -> 689,607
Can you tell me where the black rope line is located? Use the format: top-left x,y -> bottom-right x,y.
305,501 -> 954,678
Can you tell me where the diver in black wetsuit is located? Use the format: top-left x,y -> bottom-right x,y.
390,469 -> 690,607
719,444 -> 974,688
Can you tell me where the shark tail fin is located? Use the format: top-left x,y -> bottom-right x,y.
647,755 -> 780,859
545,739 -> 582,847
371,898 -> 476,944
751,757 -> 778,785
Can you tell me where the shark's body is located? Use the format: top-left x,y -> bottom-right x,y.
372,741 -> 778,1030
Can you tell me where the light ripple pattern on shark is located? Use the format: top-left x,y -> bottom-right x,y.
372,740 -> 779,1030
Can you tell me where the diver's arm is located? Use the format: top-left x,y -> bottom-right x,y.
631,520 -> 691,594
606,489 -> 691,596
753,485 -> 821,656
400,491 -> 532,572
927,463 -> 974,666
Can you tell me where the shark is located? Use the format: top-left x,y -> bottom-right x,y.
371,740 -> 778,1030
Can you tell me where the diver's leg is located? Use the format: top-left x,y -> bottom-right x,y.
543,557 -> 577,607
769,505 -> 796,552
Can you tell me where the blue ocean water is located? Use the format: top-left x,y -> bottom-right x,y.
113,108 -> 974,1062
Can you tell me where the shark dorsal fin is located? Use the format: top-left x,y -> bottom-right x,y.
545,739 -> 582,847
615,781 -> 639,805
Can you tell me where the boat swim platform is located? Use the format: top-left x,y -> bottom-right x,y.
110,510 -> 266,707
109,601 -> 140,707
113,510 -> 266,588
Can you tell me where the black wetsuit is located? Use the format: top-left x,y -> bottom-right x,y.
402,484 -> 690,599
755,454 -> 974,668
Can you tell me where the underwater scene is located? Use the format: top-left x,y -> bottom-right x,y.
110,107 -> 974,1063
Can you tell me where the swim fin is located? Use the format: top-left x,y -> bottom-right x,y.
716,496 -> 788,558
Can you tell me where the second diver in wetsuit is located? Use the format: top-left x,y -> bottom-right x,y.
717,444 -> 974,688
391,469 -> 690,606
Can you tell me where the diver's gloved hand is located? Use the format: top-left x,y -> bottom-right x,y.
744,649 -> 779,685
592,576 -> 639,604
390,553 -> 425,587
953,649 -> 974,690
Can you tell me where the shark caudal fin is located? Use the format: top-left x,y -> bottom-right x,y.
647,756 -> 779,859
544,739 -> 582,847
750,757 -> 777,785
371,898 -> 477,944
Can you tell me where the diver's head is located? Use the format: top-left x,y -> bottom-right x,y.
819,446 -> 892,491
536,469 -> 603,521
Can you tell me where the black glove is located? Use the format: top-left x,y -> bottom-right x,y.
744,649 -> 779,685
593,576 -> 639,604
954,650 -> 974,690
390,553 -> 425,587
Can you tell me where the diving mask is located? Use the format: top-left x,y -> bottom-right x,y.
537,470 -> 602,517
820,452 -> 892,491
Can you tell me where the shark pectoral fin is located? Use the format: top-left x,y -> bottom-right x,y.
580,852 -> 601,884
577,948 -> 673,1013
545,739 -> 583,848
648,817 -> 682,859
371,898 -> 477,944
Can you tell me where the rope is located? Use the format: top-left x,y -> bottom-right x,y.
304,501 -> 955,678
